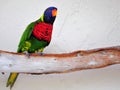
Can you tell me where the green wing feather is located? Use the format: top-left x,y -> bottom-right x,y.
17,16 -> 44,53
17,22 -> 36,52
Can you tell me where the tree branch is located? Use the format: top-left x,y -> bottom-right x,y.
0,46 -> 120,74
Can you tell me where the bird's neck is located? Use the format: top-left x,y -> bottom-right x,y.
36,17 -> 53,25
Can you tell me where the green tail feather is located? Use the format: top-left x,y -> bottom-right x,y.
6,73 -> 19,89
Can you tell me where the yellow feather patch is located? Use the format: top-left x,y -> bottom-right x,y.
6,73 -> 18,89
41,14 -> 44,22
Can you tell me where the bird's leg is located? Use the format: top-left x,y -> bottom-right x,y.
35,48 -> 44,55
23,51 -> 30,58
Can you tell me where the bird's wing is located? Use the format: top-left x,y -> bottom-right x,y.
17,22 -> 35,52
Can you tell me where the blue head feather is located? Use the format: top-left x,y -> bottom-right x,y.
44,7 -> 57,24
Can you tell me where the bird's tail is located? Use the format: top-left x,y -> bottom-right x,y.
6,73 -> 19,89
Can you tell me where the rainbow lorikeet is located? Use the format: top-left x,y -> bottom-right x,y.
6,6 -> 57,89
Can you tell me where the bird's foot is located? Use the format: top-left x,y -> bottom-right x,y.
23,51 -> 30,58
35,52 -> 44,56
37,48 -> 44,55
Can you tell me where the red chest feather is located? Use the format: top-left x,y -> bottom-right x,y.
32,22 -> 53,42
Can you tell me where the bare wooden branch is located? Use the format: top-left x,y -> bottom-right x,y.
0,46 -> 120,74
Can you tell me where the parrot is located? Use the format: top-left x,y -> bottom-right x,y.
6,6 -> 57,89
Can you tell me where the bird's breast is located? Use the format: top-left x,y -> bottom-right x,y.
32,22 -> 53,42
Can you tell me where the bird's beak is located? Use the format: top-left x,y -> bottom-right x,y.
52,9 -> 57,17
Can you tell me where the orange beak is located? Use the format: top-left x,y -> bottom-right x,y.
52,9 -> 57,17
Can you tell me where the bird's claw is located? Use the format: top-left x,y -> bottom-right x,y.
23,51 -> 30,58
36,52 -> 44,56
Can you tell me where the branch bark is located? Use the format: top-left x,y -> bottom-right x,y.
0,46 -> 120,74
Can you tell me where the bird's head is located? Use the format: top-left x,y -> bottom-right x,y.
41,7 -> 57,24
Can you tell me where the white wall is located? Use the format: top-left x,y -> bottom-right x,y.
0,0 -> 120,90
